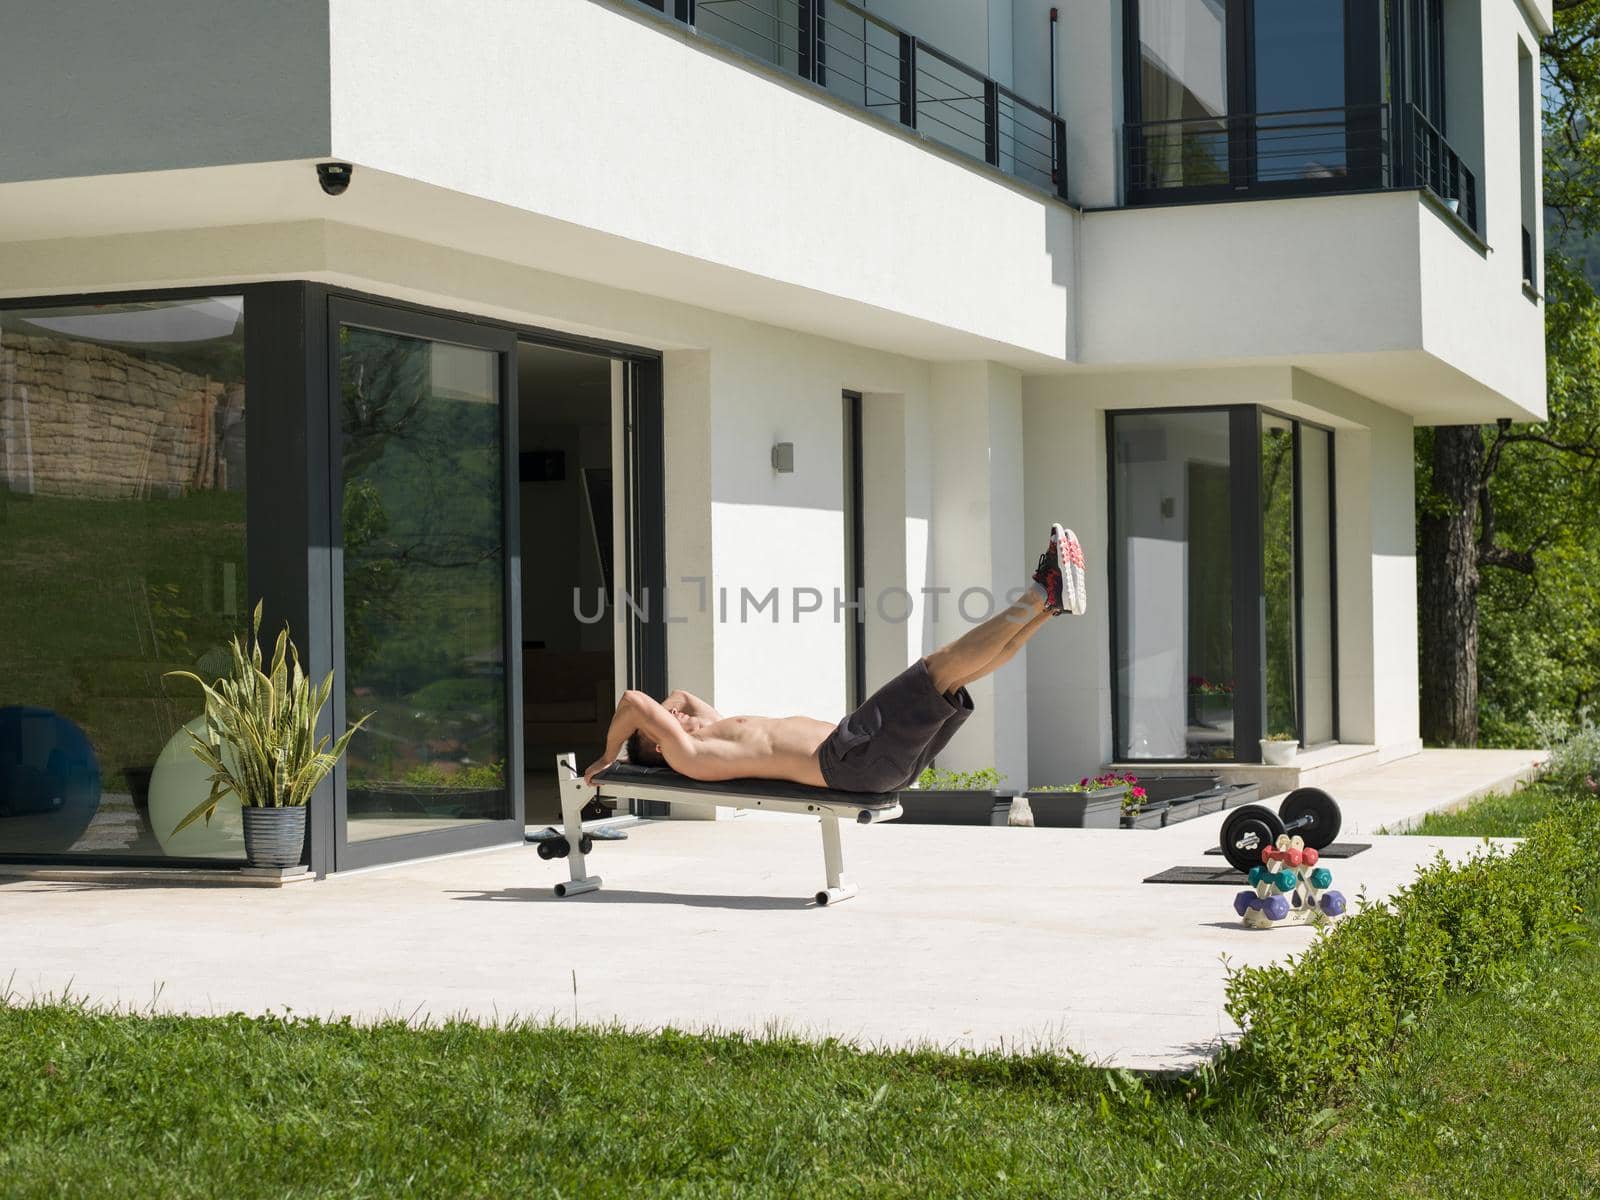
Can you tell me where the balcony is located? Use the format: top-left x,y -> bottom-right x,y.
637,0 -> 1068,201
1125,102 -> 1480,237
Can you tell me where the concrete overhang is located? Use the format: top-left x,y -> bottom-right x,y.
0,162 -> 1074,371
1078,191 -> 1547,424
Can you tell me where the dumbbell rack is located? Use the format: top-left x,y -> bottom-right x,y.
1234,833 -> 1348,928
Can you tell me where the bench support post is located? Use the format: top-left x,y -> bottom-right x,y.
554,753 -> 602,897
816,813 -> 858,906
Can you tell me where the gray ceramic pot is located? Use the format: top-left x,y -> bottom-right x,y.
241,806 -> 307,868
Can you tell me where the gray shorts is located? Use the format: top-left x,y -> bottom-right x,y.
817,659 -> 974,793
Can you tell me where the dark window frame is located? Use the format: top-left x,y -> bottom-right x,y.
0,282 -> 666,875
842,390 -> 866,709
1106,404 -> 1339,764
1123,0 -> 1389,204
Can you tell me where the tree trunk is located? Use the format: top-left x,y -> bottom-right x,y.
1418,426 -> 1484,746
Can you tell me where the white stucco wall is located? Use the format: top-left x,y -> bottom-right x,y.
1021,364 -> 1423,775
325,0 -> 1075,364
0,1 -> 330,183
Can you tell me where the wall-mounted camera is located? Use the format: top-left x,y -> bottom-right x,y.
317,162 -> 353,197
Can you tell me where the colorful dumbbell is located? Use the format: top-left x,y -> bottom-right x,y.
1318,891 -> 1347,917
1310,867 -> 1333,890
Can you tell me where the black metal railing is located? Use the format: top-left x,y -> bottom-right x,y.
1406,105 -> 1478,231
639,0 -> 1067,200
1124,101 -> 1479,234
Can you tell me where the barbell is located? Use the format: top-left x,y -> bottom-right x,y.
1218,787 -> 1342,874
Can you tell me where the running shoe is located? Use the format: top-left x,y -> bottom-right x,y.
1054,523 -> 1088,616
1032,529 -> 1065,614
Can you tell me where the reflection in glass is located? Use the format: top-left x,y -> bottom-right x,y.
338,327 -> 508,842
0,298 -> 248,859
1253,0 -> 1347,181
1299,428 -> 1336,744
1113,411 -> 1234,760
1261,416 -> 1298,739
1138,0 -> 1230,187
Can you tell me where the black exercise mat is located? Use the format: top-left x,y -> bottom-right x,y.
1143,866 -> 1251,885
1204,841 -> 1371,859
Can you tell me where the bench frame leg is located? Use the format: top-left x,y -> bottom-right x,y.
553,752 -> 602,897
815,813 -> 858,906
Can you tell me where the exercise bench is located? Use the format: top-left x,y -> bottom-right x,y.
553,753 -> 903,905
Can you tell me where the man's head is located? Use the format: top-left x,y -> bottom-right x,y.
624,707 -> 706,767
625,730 -> 667,767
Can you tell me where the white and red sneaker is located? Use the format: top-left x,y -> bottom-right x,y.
1051,524 -> 1087,616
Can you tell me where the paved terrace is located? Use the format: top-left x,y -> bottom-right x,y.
1,749 -> 1541,1072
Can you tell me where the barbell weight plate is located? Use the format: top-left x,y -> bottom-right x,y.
1279,787 -> 1342,851
1220,804 -> 1288,873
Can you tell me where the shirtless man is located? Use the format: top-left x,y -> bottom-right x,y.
583,524 -> 1087,792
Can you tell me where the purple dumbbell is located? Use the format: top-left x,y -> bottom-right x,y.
1233,890 -> 1256,917
1319,890 -> 1347,917
1263,895 -> 1290,921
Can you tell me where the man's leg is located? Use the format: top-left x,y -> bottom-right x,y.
925,589 -> 1048,695
943,606 -> 1053,693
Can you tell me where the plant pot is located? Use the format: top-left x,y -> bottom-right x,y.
1120,799 -> 1169,829
241,806 -> 307,868
894,789 -> 1014,826
1164,796 -> 1202,825
1025,784 -> 1127,829
1260,739 -> 1299,766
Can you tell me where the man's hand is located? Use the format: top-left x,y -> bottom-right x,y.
582,756 -> 614,787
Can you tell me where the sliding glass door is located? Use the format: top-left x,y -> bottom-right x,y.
1112,410 -> 1237,760
1111,408 -> 1337,761
330,301 -> 522,868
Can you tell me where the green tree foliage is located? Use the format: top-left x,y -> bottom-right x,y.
1420,4 -> 1600,744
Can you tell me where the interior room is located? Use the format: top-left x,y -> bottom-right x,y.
517,342 -> 616,824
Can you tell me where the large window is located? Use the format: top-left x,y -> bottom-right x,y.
1112,410 -> 1236,760
336,322 -> 511,845
1127,0 -> 1385,196
1,298 -> 248,860
1111,408 -> 1336,761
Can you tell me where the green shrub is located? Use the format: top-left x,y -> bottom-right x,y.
914,766 -> 1007,791
1533,712 -> 1600,791
1219,786 -> 1600,1108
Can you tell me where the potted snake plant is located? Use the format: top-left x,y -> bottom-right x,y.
165,601 -> 366,869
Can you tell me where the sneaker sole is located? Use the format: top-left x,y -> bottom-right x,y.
1053,524 -> 1087,616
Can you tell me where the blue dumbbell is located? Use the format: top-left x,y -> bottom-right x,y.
1274,869 -> 1297,893
1263,895 -> 1290,921
1310,866 -> 1333,890
1248,865 -> 1265,887
1319,890 -> 1347,917
1234,890 -> 1255,917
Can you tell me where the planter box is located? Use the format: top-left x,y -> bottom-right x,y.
1217,782 -> 1261,809
1024,784 -> 1127,829
1164,796 -> 1202,825
1120,799 -> 1170,829
894,789 -> 1015,826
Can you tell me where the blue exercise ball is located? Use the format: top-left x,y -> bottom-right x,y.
0,706 -> 102,852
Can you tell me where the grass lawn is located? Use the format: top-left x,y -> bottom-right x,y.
3,927 -> 1599,1199
1390,780 -> 1568,837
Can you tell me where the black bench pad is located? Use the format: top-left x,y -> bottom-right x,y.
594,763 -> 900,809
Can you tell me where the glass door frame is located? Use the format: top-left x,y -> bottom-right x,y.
1106,405 -> 1339,763
326,297 -> 525,872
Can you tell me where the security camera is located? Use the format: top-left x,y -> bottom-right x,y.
317,162 -> 353,197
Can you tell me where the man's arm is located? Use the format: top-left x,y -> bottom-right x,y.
582,691 -> 697,785
662,689 -> 722,722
